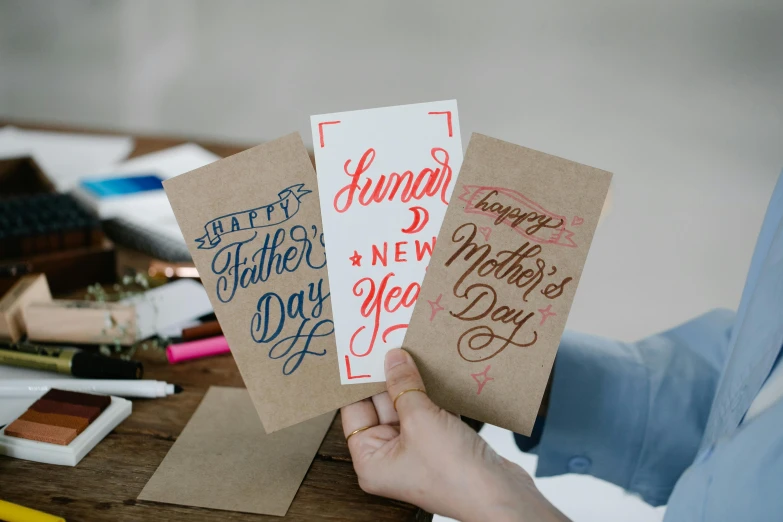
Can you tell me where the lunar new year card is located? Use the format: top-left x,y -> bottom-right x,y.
311,101 -> 464,384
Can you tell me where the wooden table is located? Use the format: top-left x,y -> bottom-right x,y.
0,122 -> 432,522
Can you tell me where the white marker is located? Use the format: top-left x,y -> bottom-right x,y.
0,379 -> 183,399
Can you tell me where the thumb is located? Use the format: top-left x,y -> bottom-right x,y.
384,348 -> 434,418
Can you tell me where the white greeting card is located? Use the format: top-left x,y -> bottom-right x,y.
311,100 -> 463,383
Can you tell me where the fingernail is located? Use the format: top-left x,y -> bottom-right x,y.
385,349 -> 409,371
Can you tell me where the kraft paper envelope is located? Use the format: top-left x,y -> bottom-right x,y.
404,134 -> 612,435
164,133 -> 383,433
138,387 -> 334,516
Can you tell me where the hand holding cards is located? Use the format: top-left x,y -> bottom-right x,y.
163,103 -> 611,436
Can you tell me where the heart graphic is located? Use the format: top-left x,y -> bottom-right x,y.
478,226 -> 492,241
571,216 -> 584,226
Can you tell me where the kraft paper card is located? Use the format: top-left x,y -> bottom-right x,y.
164,134 -> 383,433
311,100 -> 464,383
138,387 -> 333,516
404,134 -> 612,435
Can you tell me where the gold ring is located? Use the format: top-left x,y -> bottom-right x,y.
345,425 -> 372,442
392,388 -> 427,411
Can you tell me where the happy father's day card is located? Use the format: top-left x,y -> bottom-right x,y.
164,134 -> 383,433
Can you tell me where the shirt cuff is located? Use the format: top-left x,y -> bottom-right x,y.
534,330 -> 648,490
513,415 -> 546,452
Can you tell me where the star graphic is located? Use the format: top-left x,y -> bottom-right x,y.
349,250 -> 362,267
471,365 -> 494,395
538,304 -> 556,325
427,294 -> 445,321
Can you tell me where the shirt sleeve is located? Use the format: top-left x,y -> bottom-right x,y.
534,308 -> 735,506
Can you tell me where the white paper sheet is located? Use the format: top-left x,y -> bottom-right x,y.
109,142 -> 220,179
0,126 -> 134,190
109,143 -> 221,245
311,101 -> 463,383
120,279 -> 213,339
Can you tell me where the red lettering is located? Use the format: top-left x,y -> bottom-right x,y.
382,324 -> 408,342
333,147 -> 452,213
401,282 -> 420,306
415,237 -> 436,261
384,286 -> 403,312
395,241 -> 408,263
350,273 -> 421,357
371,243 -> 387,266
335,148 -> 376,213
344,355 -> 370,379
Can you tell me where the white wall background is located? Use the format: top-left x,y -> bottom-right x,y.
1,1 -> 782,520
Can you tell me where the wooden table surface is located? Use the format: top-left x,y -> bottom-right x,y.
0,122 -> 431,522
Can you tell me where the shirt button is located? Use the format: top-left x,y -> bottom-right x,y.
693,444 -> 714,465
567,456 -> 592,473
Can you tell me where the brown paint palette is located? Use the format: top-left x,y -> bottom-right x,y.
5,389 -> 111,446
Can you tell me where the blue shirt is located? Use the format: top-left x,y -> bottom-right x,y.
532,170 -> 783,520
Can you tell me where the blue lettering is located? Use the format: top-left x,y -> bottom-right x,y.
308,279 -> 329,318
290,225 -> 327,270
212,232 -> 256,303
251,292 -> 284,343
208,220 -> 333,375
248,278 -> 332,375
268,318 -> 331,375
212,219 -> 224,236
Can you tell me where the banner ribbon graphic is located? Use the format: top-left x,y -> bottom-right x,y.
458,185 -> 577,248
195,184 -> 311,249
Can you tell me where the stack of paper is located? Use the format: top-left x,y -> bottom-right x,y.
0,126 -> 134,190
101,144 -> 221,261
0,125 -> 220,261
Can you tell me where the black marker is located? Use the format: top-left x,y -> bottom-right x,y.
0,343 -> 143,379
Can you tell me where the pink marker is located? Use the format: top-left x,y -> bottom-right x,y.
166,335 -> 230,364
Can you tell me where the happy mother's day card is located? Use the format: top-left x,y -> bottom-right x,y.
404,134 -> 612,434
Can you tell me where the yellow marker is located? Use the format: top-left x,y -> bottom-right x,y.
0,499 -> 65,522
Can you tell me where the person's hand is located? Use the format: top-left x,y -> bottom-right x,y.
341,348 -> 569,522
